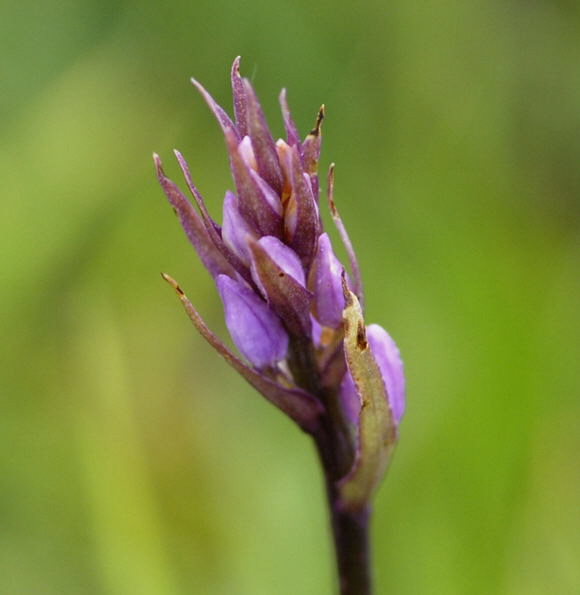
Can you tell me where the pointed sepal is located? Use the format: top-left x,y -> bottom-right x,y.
243,79 -> 284,195
153,153 -> 236,279
249,240 -> 312,337
191,77 -> 239,139
173,150 -> 252,284
231,56 -> 248,137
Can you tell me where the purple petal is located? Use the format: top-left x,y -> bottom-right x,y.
327,164 -> 364,305
231,56 -> 248,137
249,240 -> 313,337
279,88 -> 302,152
367,324 -> 405,424
310,232 -> 345,328
243,79 -> 283,195
225,129 -> 283,237
191,77 -> 239,139
216,275 -> 288,368
221,191 -> 255,266
153,154 -> 235,279
254,236 -> 305,287
162,273 -> 323,433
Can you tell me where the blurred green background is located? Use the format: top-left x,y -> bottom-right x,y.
2,0 -> 579,593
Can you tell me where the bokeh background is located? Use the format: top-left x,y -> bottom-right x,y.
2,1 -> 579,593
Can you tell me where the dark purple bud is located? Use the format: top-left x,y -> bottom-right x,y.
309,232 -> 345,328
278,142 -> 320,267
225,129 -> 283,238
249,240 -> 312,337
279,89 -> 302,152
221,191 -> 255,266
231,56 -> 248,137
153,153 -> 236,279
243,79 -> 283,195
216,275 -> 288,368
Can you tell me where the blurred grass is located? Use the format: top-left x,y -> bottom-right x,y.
1,0 -> 579,593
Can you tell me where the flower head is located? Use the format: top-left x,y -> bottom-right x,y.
155,57 -> 405,508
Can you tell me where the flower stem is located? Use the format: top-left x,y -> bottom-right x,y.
325,479 -> 372,595
315,430 -> 372,595
290,339 -> 373,594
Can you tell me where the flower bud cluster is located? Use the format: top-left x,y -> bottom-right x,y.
156,58 -> 404,505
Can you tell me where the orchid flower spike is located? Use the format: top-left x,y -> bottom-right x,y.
155,56 -> 405,516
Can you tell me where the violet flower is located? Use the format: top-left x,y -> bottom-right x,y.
155,57 -> 405,595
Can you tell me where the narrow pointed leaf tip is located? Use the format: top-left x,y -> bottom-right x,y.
153,154 -> 235,279
327,164 -> 363,304
231,56 -> 248,136
338,280 -> 398,510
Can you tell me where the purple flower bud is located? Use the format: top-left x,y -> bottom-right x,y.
225,129 -> 283,237
216,275 -> 288,368
251,236 -> 305,289
157,59 -> 406,516
340,323 -> 405,426
310,232 -> 345,328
